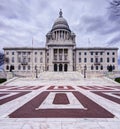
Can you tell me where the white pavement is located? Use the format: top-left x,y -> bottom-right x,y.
0,72 -> 120,129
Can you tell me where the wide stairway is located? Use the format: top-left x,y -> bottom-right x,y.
38,71 -> 83,81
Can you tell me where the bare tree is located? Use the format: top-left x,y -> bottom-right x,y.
110,0 -> 120,16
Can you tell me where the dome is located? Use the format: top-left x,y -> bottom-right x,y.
51,10 -> 70,31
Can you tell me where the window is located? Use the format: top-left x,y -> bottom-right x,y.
101,65 -> 103,70
23,65 -> 26,70
6,52 -> 9,55
12,52 -> 14,55
100,52 -> 103,55
18,52 -> 21,55
79,58 -> 81,63
113,65 -> 115,70
91,58 -> 93,62
79,52 -> 81,55
18,65 -> 21,70
23,52 -> 26,55
84,58 -> 87,63
12,57 -> 14,63
47,58 -> 49,63
6,65 -> 9,70
91,52 -> 93,55
95,52 -> 98,55
112,58 -> 115,62
28,58 -> 30,62
18,57 -> 21,63
84,52 -> 87,55
35,57 -> 37,63
107,52 -> 109,55
35,52 -> 37,55
96,65 -> 98,70
100,58 -> 103,62
107,58 -> 110,63
91,65 -> 94,70
28,52 -> 31,55
47,53 -> 49,56
95,58 -> 98,63
28,65 -> 30,70
112,52 -> 115,55
40,57 -> 43,63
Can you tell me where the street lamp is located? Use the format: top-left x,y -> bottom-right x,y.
35,66 -> 38,78
84,65 -> 87,78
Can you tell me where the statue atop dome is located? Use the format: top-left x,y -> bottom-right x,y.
59,9 -> 63,17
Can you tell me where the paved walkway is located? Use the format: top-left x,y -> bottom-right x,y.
0,72 -> 120,129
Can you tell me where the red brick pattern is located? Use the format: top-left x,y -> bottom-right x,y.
9,91 -> 114,118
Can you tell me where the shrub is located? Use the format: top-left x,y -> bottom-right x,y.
115,77 -> 120,83
0,78 -> 7,83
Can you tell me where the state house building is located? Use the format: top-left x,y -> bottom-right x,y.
4,10 -> 118,75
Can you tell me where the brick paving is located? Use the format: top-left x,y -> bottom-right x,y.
0,72 -> 120,129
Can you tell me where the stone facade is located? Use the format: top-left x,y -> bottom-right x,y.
4,10 -> 118,75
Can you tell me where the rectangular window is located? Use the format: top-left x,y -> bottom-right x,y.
91,58 -> 93,62
28,58 -> 30,62
28,52 -> 31,55
95,58 -> 98,63
6,52 -> 9,55
100,52 -> 103,55
40,57 -> 43,63
91,52 -> 93,55
100,58 -> 103,62
35,57 -> 37,63
18,57 -> 21,63
107,58 -> 110,62
12,57 -> 14,63
107,52 -> 109,55
23,65 -> 26,70
35,52 -> 37,55
12,52 -> 14,55
18,52 -> 21,55
84,58 -> 87,63
112,58 -> 115,62
79,52 -> 81,55
79,58 -> 81,63
95,52 -> 98,55
84,52 -> 87,55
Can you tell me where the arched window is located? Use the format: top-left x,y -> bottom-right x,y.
59,64 -> 63,71
96,65 -> 98,70
64,64 -> 68,71
101,65 -> 103,70
18,65 -> 21,70
54,64 -> 57,71
91,65 -> 94,70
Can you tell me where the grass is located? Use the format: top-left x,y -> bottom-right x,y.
115,77 -> 120,83
0,78 -> 7,84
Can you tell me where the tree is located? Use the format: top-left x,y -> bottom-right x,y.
110,0 -> 120,16
0,53 -> 4,67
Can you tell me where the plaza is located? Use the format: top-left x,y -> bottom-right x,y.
0,72 -> 120,129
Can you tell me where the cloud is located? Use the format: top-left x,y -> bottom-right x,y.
0,0 -> 119,57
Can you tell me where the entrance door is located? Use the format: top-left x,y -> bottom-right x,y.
64,64 -> 68,71
59,64 -> 63,71
54,64 -> 57,71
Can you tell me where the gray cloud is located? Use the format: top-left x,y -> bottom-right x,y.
0,0 -> 119,56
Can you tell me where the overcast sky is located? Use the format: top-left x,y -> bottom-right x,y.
0,0 -> 120,56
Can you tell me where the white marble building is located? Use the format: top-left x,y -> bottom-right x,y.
4,10 -> 118,75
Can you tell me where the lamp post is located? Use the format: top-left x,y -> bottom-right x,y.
35,66 -> 38,78
84,65 -> 87,78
